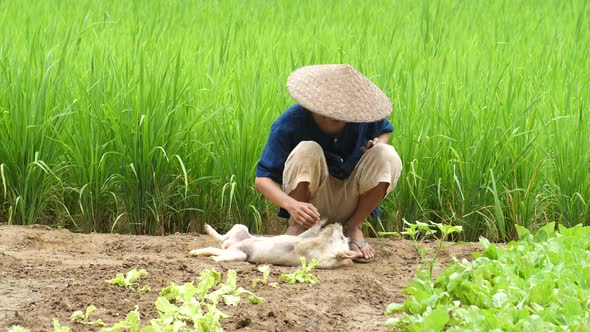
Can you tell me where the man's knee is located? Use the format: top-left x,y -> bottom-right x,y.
358,144 -> 403,194
285,141 -> 326,172
291,141 -> 323,158
284,141 -> 328,195
367,144 -> 402,173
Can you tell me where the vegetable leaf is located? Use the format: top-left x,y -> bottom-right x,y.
280,257 -> 320,284
105,269 -> 149,293
386,223 -> 590,331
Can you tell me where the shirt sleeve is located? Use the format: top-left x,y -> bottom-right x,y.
367,118 -> 394,139
255,125 -> 291,184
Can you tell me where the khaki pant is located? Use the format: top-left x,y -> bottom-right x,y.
283,141 -> 402,224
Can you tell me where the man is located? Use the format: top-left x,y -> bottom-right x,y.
255,64 -> 402,262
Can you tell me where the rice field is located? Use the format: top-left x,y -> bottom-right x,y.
0,0 -> 588,241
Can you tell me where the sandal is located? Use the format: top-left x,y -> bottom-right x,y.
349,239 -> 374,263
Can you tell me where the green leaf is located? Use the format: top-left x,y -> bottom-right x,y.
70,310 -> 85,322
418,307 -> 449,332
196,268 -> 221,299
178,299 -> 202,318
280,257 -> 320,284
160,282 -> 198,303
515,224 -> 530,240
52,319 -> 71,332
234,287 -> 264,304
101,306 -> 141,332
154,297 -> 178,317
70,305 -> 104,326
492,291 -> 509,308
533,222 -> 556,243
247,294 -> 264,304
138,285 -> 151,293
384,317 -> 400,329
223,294 -> 241,306
252,264 -> 271,287
385,303 -> 403,315
206,271 -> 237,304
435,224 -> 463,238
105,269 -> 148,290
224,269 -> 238,288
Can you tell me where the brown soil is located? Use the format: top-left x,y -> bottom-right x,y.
0,224 -> 481,331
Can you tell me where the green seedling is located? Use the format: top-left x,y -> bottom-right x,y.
160,281 -> 199,303
21,267 -> 263,331
206,269 -> 264,305
70,305 -> 105,326
252,265 -> 279,288
381,219 -> 463,279
8,326 -> 30,332
105,269 -> 150,293
100,306 -> 141,332
195,268 -> 222,299
52,319 -> 71,332
281,257 -> 320,284
134,268 -> 262,330
380,219 -> 437,259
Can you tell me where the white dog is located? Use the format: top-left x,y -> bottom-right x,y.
189,221 -> 361,269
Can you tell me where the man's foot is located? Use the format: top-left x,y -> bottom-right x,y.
346,225 -> 375,263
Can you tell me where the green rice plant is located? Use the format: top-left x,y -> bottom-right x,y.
547,100 -> 590,227
0,0 -> 588,239
0,39 -> 70,226
56,69 -> 120,233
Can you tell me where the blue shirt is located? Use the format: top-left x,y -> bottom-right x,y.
256,104 -> 394,219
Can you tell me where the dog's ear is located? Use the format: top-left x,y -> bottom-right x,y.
336,250 -> 362,260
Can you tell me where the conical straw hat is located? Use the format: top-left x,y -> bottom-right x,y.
287,64 -> 392,122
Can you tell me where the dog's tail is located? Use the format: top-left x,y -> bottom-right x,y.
189,247 -> 225,257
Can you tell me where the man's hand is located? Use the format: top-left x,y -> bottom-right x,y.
286,200 -> 320,228
360,137 -> 380,153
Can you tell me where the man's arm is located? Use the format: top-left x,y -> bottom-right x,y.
378,132 -> 391,143
254,177 -> 320,227
361,132 -> 391,153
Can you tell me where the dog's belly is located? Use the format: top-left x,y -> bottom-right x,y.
237,237 -> 301,266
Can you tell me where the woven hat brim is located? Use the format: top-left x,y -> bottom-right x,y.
287,64 -> 392,122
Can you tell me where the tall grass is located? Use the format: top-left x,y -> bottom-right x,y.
0,0 -> 588,240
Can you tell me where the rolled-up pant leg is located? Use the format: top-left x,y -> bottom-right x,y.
283,141 -> 328,197
351,143 -> 403,197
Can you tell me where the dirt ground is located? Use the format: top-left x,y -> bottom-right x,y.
0,224 -> 481,331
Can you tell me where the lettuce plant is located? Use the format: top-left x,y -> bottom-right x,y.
70,305 -> 105,326
105,269 -> 150,293
252,265 -> 279,288
281,257 -> 320,284
386,223 -> 590,331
